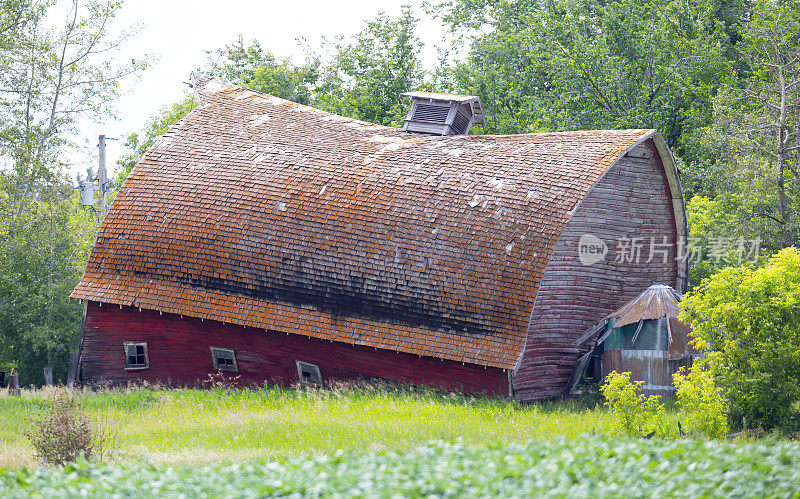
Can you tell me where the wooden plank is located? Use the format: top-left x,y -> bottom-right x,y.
81,302 -> 510,397
565,349 -> 593,395
571,318 -> 609,346
514,139 -> 682,401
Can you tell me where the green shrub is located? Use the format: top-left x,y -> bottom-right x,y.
601,371 -> 665,437
681,247 -> 800,432
25,392 -> 102,465
673,354 -> 728,438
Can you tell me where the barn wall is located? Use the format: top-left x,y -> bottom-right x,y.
80,302 -> 508,396
514,139 -> 679,401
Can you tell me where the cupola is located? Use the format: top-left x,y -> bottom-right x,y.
400,91 -> 486,136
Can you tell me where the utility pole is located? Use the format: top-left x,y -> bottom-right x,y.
98,134 -> 107,223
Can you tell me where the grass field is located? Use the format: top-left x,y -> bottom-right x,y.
3,384 -> 799,497
1,383 -> 629,467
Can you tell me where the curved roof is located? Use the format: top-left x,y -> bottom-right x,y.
608,283 -> 683,328
72,76 -> 662,369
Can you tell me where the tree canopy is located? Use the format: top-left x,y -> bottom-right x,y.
0,0 -> 145,385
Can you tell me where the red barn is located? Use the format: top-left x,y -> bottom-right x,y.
71,75 -> 687,401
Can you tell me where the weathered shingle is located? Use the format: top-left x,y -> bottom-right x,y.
71,77 -> 655,369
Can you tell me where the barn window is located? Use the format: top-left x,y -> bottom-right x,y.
296,361 -> 323,386
210,347 -> 238,372
123,342 -> 149,370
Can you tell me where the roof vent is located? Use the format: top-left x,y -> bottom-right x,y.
400,91 -> 486,136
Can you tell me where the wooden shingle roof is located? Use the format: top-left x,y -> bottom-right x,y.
71,76 -> 660,369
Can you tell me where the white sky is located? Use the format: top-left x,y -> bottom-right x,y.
72,0 -> 448,181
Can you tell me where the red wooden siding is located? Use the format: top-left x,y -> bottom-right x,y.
514,139 -> 679,400
80,301 -> 509,396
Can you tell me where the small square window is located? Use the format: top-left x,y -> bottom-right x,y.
296,361 -> 323,386
211,347 -> 238,372
123,342 -> 149,370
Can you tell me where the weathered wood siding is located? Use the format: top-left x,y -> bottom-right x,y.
514,139 -> 679,401
80,302 -> 508,396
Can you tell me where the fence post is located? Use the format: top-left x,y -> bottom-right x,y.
44,366 -> 53,387
8,371 -> 20,396
67,351 -> 80,388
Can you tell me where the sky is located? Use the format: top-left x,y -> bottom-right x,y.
73,0 -> 447,181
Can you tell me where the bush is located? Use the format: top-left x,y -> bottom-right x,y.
673,354 -> 728,438
25,392 -> 102,465
680,247 -> 800,432
601,371 -> 665,437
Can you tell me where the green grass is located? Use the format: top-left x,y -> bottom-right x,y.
4,384 -> 799,497
0,383 -> 631,466
3,437 -> 800,497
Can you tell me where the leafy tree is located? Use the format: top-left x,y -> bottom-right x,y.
0,0 -> 144,386
680,247 -> 800,432
435,0 -> 744,148
683,0 -> 800,252
315,5 -> 424,126
208,36 -> 319,106
741,0 -> 800,240
683,194 -> 767,287
116,95 -> 197,183
0,188 -> 96,386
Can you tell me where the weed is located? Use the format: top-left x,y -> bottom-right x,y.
25,391 -> 105,465
601,371 -> 665,437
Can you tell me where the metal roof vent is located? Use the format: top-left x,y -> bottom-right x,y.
400,91 -> 486,136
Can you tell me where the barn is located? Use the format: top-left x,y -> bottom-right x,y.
70,74 -> 687,401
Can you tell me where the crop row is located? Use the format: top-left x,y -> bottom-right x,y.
3,436 -> 799,497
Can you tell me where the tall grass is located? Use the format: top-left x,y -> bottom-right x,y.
0,382 -> 670,466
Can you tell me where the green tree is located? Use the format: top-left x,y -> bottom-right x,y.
208,36 -> 319,105
0,0 -> 144,386
435,0 -> 744,148
680,247 -> 800,432
684,0 -> 800,251
315,5 -> 424,126
0,187 -> 96,386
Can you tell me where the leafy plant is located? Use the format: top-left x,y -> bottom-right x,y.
25,392 -> 103,465
681,247 -> 800,432
601,371 -> 665,437
3,437 -> 800,496
434,0 -> 741,145
673,354 -> 728,438
315,5 -> 424,127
